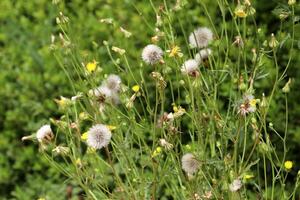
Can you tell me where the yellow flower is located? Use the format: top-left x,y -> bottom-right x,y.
86,60 -> 97,73
151,147 -> 162,158
249,99 -> 257,107
132,85 -> 140,93
81,131 -> 88,140
107,125 -> 117,131
167,45 -> 183,58
235,6 -> 247,18
244,174 -> 254,179
284,161 -> 293,170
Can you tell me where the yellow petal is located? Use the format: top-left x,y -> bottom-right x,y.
81,132 -> 88,140
132,85 -> 140,93
86,61 -> 97,73
284,161 -> 293,170
107,125 -> 117,131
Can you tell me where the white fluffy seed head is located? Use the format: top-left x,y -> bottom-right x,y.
189,27 -> 213,48
142,44 -> 163,65
89,85 -> 112,103
36,125 -> 54,143
105,74 -> 122,92
229,179 -> 242,192
195,48 -> 212,63
86,124 -> 112,149
181,59 -> 199,77
181,153 -> 200,174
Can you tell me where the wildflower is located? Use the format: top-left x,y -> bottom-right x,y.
151,35 -> 160,43
229,179 -> 242,192
86,124 -> 112,149
152,147 -> 162,158
181,153 -> 200,175
195,48 -> 212,64
233,36 -> 244,47
105,74 -> 122,93
269,33 -> 279,48
54,96 -> 73,109
159,139 -> 173,150
126,93 -> 137,109
142,44 -> 163,65
100,18 -> 113,24
282,78 -> 292,93
150,72 -> 167,89
181,59 -> 199,77
120,27 -> 132,38
107,125 -> 117,131
288,0 -> 296,5
76,158 -> 83,168
86,60 -> 97,73
189,27 -> 213,48
238,94 -> 258,116
52,145 -> 70,155
81,131 -> 88,141
132,85 -> 140,93
284,160 -> 293,170
234,5 -> 247,18
202,191 -> 213,199
156,15 -> 163,27
243,173 -> 254,181
173,106 -> 186,118
166,45 -> 183,58
112,46 -> 126,55
79,112 -> 89,120
71,93 -> 83,101
89,85 -> 112,103
36,125 -> 54,143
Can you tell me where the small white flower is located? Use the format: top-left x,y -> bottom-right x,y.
195,48 -> 212,63
181,153 -> 200,174
142,44 -> 163,65
189,27 -> 213,48
36,125 -> 54,143
181,59 -> 199,77
105,74 -> 122,92
86,124 -> 112,149
229,179 -> 242,192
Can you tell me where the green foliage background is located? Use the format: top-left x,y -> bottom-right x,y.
0,0 -> 299,199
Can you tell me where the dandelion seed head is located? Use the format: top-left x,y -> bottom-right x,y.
195,48 -> 212,63
90,85 -> 112,103
181,59 -> 199,77
36,125 -> 54,143
142,44 -> 163,65
238,94 -> 257,115
229,179 -> 242,192
86,124 -> 112,149
105,74 -> 122,92
189,27 -> 213,48
181,153 -> 200,174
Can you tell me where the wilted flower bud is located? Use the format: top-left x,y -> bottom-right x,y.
288,0 -> 296,5
269,33 -> 279,48
282,78 -> 292,93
